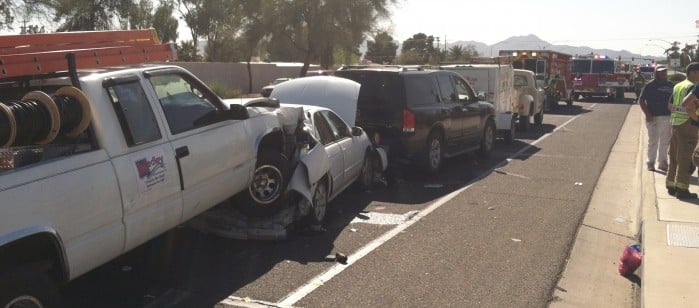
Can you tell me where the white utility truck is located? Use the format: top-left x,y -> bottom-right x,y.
0,30 -> 305,307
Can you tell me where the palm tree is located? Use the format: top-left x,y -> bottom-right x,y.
449,45 -> 464,61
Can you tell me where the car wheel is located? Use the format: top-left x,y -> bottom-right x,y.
237,152 -> 290,217
358,150 -> 375,189
534,108 -> 544,125
422,131 -> 443,174
304,178 -> 328,226
478,119 -> 495,159
0,268 -> 59,308
518,113 -> 530,132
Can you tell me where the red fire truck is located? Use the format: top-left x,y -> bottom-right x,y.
499,50 -> 574,110
570,54 -> 632,101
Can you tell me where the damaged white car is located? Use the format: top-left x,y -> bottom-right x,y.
191,76 -> 387,239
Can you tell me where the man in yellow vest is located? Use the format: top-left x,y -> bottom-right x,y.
666,62 -> 699,198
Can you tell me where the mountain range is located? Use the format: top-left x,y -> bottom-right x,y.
443,34 -> 663,63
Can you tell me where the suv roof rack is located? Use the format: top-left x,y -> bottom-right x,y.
1,29 -> 177,81
439,56 -> 513,67
337,64 -> 428,71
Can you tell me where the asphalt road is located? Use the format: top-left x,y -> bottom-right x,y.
61,97 -> 632,308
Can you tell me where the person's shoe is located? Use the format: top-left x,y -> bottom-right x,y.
667,187 -> 677,195
646,162 -> 655,171
657,163 -> 668,172
675,189 -> 698,199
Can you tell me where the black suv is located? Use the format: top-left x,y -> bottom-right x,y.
335,66 -> 496,173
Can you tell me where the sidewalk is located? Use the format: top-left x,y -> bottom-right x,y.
643,124 -> 699,305
551,104 -> 699,307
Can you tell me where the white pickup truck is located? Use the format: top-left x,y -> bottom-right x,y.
0,30 -> 295,307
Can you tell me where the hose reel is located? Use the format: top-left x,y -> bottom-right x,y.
0,86 -> 92,148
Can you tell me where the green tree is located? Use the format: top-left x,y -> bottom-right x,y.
173,0 -> 206,60
152,3 -> 178,43
395,50 -> 424,65
681,43 -> 696,67
448,45 -> 463,61
400,33 -> 436,65
365,31 -> 398,64
47,0 -> 133,31
200,0 -> 243,62
1,0 -> 53,30
177,39 -> 201,61
121,0 -> 152,29
268,0 -> 395,76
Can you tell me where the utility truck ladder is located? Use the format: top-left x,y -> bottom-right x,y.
0,29 -> 177,80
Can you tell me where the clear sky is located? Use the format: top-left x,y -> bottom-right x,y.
382,0 -> 699,57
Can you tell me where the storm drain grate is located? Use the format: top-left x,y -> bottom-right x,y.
666,223 -> 699,248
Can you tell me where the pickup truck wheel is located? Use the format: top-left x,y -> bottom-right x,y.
303,178 -> 329,225
503,116 -> 515,144
478,119 -> 495,159
534,109 -> 544,125
518,113 -> 530,132
422,131 -> 443,174
0,269 -> 59,308
616,88 -> 625,101
238,152 -> 290,217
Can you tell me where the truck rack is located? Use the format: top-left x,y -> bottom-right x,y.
0,29 -> 177,81
439,56 -> 513,66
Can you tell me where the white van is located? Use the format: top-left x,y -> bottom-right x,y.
441,60 -> 517,143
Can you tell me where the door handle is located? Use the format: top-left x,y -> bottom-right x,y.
176,146 -> 189,159
174,146 -> 189,190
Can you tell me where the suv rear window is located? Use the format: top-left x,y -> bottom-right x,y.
405,75 -> 438,106
335,71 -> 405,107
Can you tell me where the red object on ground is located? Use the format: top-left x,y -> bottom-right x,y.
618,245 -> 642,276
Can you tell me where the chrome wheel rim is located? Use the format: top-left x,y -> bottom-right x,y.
250,164 -> 283,204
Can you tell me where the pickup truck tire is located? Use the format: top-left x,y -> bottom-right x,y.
504,116 -> 515,144
422,131 -> 443,174
303,178 -> 329,225
237,152 -> 290,217
534,109 -> 544,125
478,119 -> 495,159
0,268 -> 59,308
518,113 -> 530,132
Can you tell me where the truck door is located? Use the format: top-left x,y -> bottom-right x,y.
103,75 -> 183,252
144,69 -> 255,222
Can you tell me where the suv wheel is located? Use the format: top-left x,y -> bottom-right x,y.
478,119 -> 495,159
357,150 -> 375,189
237,152 -> 290,217
422,131 -> 443,174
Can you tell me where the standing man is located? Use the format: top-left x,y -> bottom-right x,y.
634,70 -> 647,99
639,66 -> 673,172
666,62 -> 699,199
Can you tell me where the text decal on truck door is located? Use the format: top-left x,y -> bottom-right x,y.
134,148 -> 168,194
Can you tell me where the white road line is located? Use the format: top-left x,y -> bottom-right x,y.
274,107 -> 591,307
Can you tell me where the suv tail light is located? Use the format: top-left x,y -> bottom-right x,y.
403,108 -> 415,132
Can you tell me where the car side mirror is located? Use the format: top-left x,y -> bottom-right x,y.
226,104 -> 250,120
476,91 -> 486,101
351,126 -> 363,137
